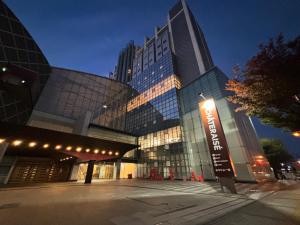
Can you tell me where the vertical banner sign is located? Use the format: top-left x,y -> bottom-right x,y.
199,99 -> 234,177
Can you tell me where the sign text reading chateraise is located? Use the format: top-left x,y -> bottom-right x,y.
199,99 -> 234,177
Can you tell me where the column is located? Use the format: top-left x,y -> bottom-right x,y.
0,142 -> 8,163
113,160 -> 121,180
69,164 -> 80,181
84,160 -> 95,184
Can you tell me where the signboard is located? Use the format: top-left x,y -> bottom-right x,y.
199,99 -> 234,177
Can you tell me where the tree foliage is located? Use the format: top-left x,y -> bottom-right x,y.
226,34 -> 300,132
260,138 -> 293,171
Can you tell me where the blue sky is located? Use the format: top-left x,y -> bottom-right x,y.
5,0 -> 300,156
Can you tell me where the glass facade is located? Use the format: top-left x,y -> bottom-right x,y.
34,67 -> 131,131
0,1 -> 51,124
179,67 -> 269,181
127,30 -> 190,179
0,0 -> 273,184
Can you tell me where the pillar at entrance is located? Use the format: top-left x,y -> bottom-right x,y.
69,164 -> 80,181
113,160 -> 121,180
85,160 -> 95,184
0,142 -> 8,163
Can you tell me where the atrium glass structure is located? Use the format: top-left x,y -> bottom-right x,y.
0,1 -> 51,124
33,67 -> 131,131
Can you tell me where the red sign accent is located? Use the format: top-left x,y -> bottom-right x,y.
199,99 -> 234,177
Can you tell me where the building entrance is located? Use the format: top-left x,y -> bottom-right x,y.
77,162 -> 114,180
77,162 -> 138,181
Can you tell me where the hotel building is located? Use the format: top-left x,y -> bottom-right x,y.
0,0 -> 273,185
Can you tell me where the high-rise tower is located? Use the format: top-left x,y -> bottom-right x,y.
115,41 -> 136,83
125,0 -> 271,181
168,0 -> 214,85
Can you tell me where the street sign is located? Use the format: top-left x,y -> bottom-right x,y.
199,99 -> 234,177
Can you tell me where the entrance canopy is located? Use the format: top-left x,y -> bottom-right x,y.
0,122 -> 139,161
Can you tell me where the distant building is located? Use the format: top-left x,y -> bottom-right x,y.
114,41 -> 136,83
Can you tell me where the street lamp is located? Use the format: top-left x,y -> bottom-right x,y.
198,92 -> 206,100
292,131 -> 300,138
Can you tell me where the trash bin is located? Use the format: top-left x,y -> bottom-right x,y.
128,174 -> 132,179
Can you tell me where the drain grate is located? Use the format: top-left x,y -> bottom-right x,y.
0,203 -> 20,209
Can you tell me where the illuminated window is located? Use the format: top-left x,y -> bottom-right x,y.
138,126 -> 182,149
127,75 -> 181,112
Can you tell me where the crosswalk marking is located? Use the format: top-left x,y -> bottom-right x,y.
103,179 -> 296,198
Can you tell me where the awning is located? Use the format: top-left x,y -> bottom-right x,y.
0,122 -> 139,161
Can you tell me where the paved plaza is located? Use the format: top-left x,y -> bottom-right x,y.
0,180 -> 299,225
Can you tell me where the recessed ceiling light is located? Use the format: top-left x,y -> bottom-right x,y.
28,142 -> 37,148
43,144 -> 49,149
12,140 -> 22,146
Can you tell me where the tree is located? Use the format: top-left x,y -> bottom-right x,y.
260,138 -> 293,172
226,34 -> 300,132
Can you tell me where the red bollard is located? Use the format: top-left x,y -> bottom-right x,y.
191,171 -> 196,181
198,175 -> 204,182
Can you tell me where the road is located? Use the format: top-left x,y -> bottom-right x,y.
0,180 -> 298,225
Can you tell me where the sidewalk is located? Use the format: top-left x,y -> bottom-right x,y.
205,182 -> 300,225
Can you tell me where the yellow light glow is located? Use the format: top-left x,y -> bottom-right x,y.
115,152 -> 119,156
292,131 -> 300,137
108,151 -> 113,155
85,148 -> 90,153
101,150 -> 106,154
94,149 -> 99,154
127,75 -> 181,112
55,145 -> 62,150
202,99 -> 215,111
0,138 -> 5,144
43,144 -> 49,149
66,146 -> 72,151
12,140 -> 22,146
28,142 -> 37,148
76,147 -> 82,152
